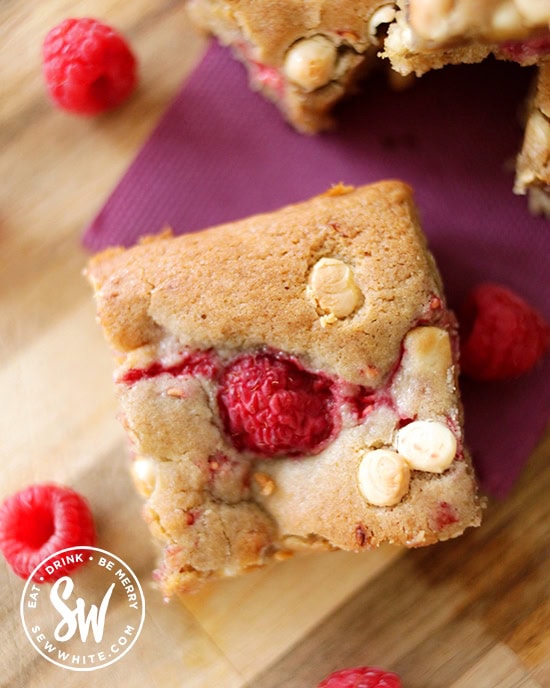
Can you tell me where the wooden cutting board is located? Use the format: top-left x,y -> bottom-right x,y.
1,2 -> 548,687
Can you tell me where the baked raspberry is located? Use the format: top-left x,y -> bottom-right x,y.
500,34 -> 550,61
42,18 -> 137,115
433,501 -> 459,530
345,385 -> 392,421
218,352 -> 336,457
251,62 -> 285,96
0,484 -> 95,582
459,283 -> 549,381
317,665 -> 402,688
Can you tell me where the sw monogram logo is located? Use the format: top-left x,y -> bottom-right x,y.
20,546 -> 145,672
50,576 -> 115,643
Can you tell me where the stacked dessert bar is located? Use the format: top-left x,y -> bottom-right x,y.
187,0 -> 550,214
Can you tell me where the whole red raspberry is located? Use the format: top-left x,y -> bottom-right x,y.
42,18 -> 137,115
0,484 -> 96,582
459,283 -> 549,381
217,352 -> 336,457
317,665 -> 402,688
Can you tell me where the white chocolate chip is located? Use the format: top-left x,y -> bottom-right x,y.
514,0 -> 550,26
130,457 -> 157,497
358,448 -> 410,506
396,420 -> 456,473
409,0 -> 454,41
403,326 -> 453,373
390,326 -> 455,419
369,5 -> 397,44
283,36 -> 337,91
308,257 -> 363,319
491,2 -> 523,37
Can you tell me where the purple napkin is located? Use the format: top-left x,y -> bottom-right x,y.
84,42 -> 549,499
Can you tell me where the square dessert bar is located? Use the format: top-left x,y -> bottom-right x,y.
187,0 -> 549,215
187,0 -> 394,133
87,181 -> 482,596
188,0 -> 549,132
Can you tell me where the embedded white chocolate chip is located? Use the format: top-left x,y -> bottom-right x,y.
403,326 -> 453,374
409,0 -> 454,41
358,449 -> 410,506
514,0 -> 550,26
369,5 -> 398,44
491,2 -> 522,36
284,36 -> 337,91
308,257 -> 363,319
390,326 -> 455,418
131,457 -> 157,497
396,420 -> 456,473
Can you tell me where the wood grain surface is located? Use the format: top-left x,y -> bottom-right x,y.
1,2 -> 549,687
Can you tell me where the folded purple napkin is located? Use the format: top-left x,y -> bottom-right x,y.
84,42 -> 549,499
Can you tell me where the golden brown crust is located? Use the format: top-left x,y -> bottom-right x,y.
88,182 -> 441,386
187,0 -> 384,64
87,182 -> 482,596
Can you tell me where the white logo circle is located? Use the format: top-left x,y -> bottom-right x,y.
20,546 -> 145,672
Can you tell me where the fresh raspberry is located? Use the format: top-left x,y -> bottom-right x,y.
42,18 -> 137,115
459,283 -> 549,381
0,484 -> 95,582
217,352 -> 336,457
317,666 -> 402,688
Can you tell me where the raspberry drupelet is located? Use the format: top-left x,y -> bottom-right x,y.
218,352 -> 336,457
